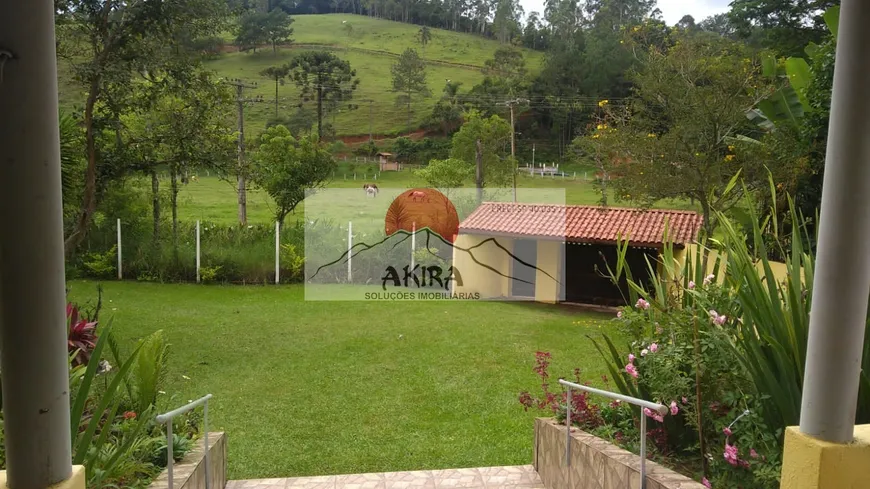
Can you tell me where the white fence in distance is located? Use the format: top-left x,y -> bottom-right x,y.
114,219 -> 285,284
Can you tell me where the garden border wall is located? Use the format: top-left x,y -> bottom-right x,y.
534,418 -> 706,489
148,432 -> 227,489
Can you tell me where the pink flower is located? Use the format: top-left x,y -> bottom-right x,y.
670,400 -> 679,415
635,298 -> 650,310
617,311 -> 623,319
625,363 -> 638,378
704,274 -> 715,286
628,353 -> 636,363
641,348 -> 649,357
724,443 -> 739,466
702,477 -> 712,488
750,448 -> 759,459
688,281 -> 696,290
723,427 -> 733,437
709,310 -> 727,325
682,396 -> 689,404
643,407 -> 664,423
649,343 -> 659,353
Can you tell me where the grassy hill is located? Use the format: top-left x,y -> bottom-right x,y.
211,14 -> 543,136
288,14 -> 544,68
57,14 -> 543,137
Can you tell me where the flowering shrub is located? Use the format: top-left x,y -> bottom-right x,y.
592,266 -> 782,488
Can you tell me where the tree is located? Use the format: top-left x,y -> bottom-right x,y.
415,158 -> 473,193
261,64 -> 291,118
492,0 -> 523,43
675,14 -> 696,30
728,0 -> 839,56
481,47 -> 527,95
251,125 -> 336,224
418,25 -> 432,49
428,80 -> 465,134
522,11 -> 549,50
236,10 -> 268,51
450,110 -> 512,189
55,0 -> 230,255
391,48 -> 432,132
288,51 -> 360,141
123,71 -> 236,245
699,13 -> 737,38
263,9 -> 294,54
575,35 -> 781,239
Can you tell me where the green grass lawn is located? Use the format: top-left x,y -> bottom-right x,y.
66,280 -> 619,479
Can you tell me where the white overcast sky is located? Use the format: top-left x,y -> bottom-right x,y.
519,0 -> 732,25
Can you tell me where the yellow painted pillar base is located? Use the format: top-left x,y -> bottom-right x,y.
0,465 -> 85,489
780,425 -> 870,489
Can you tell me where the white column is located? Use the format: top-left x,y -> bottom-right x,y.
116,218 -> 122,279
196,220 -> 201,283
347,221 -> 353,283
0,0 -> 74,486
275,221 -> 280,285
800,0 -> 870,443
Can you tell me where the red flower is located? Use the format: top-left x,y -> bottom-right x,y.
67,303 -> 98,367
123,411 -> 137,420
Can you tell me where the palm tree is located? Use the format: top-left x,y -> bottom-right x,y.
260,65 -> 291,119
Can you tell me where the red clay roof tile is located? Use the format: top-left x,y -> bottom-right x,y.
458,203 -> 702,247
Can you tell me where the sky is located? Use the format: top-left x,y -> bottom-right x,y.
519,0 -> 731,26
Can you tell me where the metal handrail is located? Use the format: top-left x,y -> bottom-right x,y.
558,380 -> 667,489
156,394 -> 213,489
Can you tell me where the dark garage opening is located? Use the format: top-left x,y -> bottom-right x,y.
564,243 -> 657,306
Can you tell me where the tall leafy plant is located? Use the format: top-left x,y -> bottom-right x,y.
595,183 -> 870,442
70,320 -> 151,485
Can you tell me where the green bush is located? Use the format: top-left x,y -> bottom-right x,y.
584,188 -> 870,488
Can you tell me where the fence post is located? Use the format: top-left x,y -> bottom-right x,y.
116,218 -> 122,280
347,221 -> 353,283
275,221 -> 280,285
196,220 -> 201,283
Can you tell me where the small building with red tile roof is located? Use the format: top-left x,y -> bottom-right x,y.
451,202 -> 703,305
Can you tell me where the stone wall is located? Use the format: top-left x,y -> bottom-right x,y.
534,418 -> 706,489
149,432 -> 227,489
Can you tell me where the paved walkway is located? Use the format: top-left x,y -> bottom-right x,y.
226,465 -> 544,489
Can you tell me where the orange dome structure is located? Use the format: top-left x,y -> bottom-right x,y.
385,188 -> 459,243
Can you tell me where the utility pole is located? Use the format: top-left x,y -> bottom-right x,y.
225,79 -> 261,226
475,139 -> 483,204
503,98 -> 528,202
532,143 -> 536,167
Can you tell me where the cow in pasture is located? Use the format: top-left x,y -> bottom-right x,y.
363,183 -> 379,197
